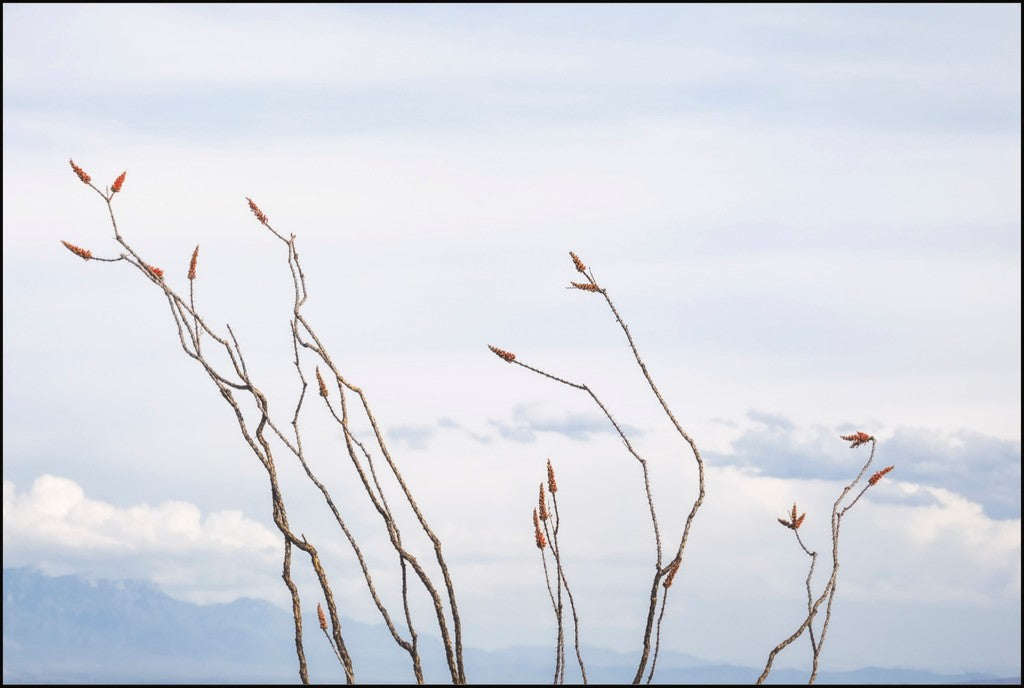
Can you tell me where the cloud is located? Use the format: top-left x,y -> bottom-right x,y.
883,428 -> 1021,520
386,424 -> 436,450
2,475 -> 283,604
487,403 -> 643,443
746,409 -> 795,432
707,412 -> 1021,519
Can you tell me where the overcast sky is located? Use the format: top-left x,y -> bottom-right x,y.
3,3 -> 1020,680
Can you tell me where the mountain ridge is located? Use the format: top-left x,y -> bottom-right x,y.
3,567 -> 1016,684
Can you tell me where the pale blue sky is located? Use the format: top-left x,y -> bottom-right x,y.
3,3 -> 1020,679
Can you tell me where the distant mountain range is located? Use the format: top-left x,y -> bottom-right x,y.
3,567 -> 1017,684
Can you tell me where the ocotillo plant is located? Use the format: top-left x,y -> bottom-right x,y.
62,163 -> 894,686
533,460 -> 587,684
60,161 -> 465,685
489,250 -> 707,684
757,432 -> 895,684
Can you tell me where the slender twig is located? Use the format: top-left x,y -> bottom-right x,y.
547,474 -> 587,684
490,250 -> 705,684
758,434 -> 892,684
61,163 -> 466,685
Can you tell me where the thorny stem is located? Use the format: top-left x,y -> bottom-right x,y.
757,439 -> 879,684
538,545 -> 564,684
298,321 -> 465,684
514,359 -> 663,576
497,258 -> 705,684
550,489 -> 587,684
270,222 -> 465,684
591,277 -> 706,684
67,173 -> 464,684
282,541 -> 310,684
645,588 -> 671,685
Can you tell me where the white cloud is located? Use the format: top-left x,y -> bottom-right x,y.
3,475 -> 282,604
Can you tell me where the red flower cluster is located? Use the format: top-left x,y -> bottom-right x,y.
146,264 -> 165,280
777,503 -> 806,530
69,159 -> 91,184
663,560 -> 681,589
317,603 -> 327,631
571,281 -> 601,292
246,197 -> 268,225
840,431 -> 873,448
316,366 -> 329,398
61,240 -> 93,261
569,251 -> 587,274
488,345 -> 516,362
868,465 -> 894,486
533,508 -> 547,549
111,171 -> 126,193
188,245 -> 199,281
546,459 -> 558,494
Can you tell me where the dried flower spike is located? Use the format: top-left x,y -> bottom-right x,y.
663,560 -> 681,589
533,508 -> 547,549
111,171 -> 126,193
316,366 -> 329,398
317,603 -> 328,631
569,251 -> 587,274
840,431 -> 873,448
868,465 -> 894,486
571,281 -> 601,292
246,197 -> 268,225
488,344 -> 516,362
69,159 -> 91,184
538,483 -> 549,521
546,459 -> 558,493
61,240 -> 93,261
188,245 -> 199,281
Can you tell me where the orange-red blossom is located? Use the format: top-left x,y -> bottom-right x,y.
61,240 -> 93,260
869,465 -> 894,486
488,345 -> 516,362
69,159 -> 91,184
840,431 -> 874,448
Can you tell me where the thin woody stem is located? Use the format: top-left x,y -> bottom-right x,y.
758,438 -> 880,684
66,173 -> 472,684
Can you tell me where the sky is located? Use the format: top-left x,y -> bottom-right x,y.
2,3 -> 1021,681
